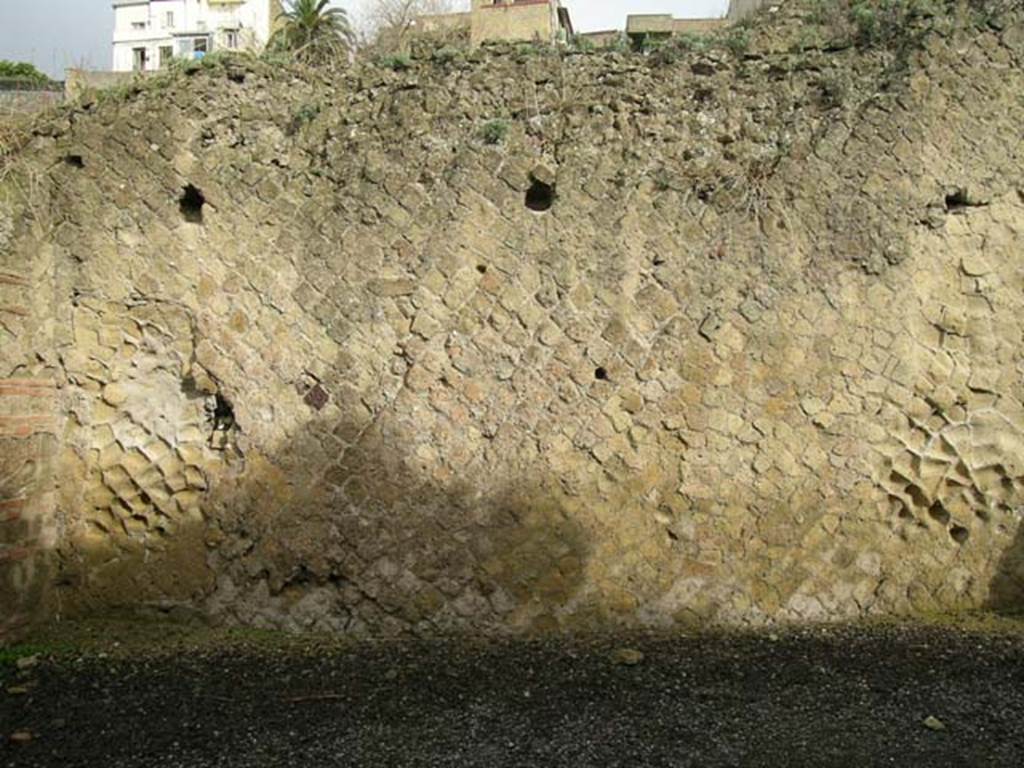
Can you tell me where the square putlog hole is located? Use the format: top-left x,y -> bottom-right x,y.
304,383 -> 330,411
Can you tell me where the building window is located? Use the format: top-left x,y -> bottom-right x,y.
131,21 -> 146,30
193,37 -> 209,59
225,30 -> 239,49
159,46 -> 174,68
165,11 -> 175,29
132,47 -> 148,71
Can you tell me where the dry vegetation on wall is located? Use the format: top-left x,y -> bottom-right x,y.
2,0 -> 1024,639
0,109 -> 38,170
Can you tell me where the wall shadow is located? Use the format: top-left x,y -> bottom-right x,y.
54,406 -> 596,636
986,523 -> 1024,615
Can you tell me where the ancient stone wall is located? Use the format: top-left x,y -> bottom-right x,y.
2,0 -> 1024,636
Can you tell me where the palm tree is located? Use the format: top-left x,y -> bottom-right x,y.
270,0 -> 357,65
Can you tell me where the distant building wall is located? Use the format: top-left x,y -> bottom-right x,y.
470,0 -> 559,46
728,0 -> 767,21
625,0 -> 764,47
111,0 -> 277,73
415,11 -> 472,35
577,30 -> 623,48
414,1 -> 571,47
0,81 -> 63,115
626,9 -> 736,49
672,18 -> 729,35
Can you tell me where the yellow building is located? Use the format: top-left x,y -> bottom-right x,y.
415,0 -> 573,47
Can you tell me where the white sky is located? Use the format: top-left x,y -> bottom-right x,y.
0,1 -> 730,78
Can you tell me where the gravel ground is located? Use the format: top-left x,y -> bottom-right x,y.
2,622 -> 1023,767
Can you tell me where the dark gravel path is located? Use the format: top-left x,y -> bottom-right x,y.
2,624 -> 1023,767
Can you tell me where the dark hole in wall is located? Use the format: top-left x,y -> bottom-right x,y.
476,264 -> 488,274
304,383 -> 330,411
180,184 -> 206,224
945,189 -> 970,211
889,494 -> 913,520
210,393 -> 235,432
64,154 -> 85,169
906,484 -> 929,510
928,501 -> 951,526
950,525 -> 970,545
944,187 -> 988,212
525,180 -> 555,212
594,367 -> 609,381
693,86 -> 714,103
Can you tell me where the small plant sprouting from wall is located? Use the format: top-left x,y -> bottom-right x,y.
479,119 -> 510,146
819,72 -> 851,108
673,33 -> 711,53
803,0 -> 989,51
573,36 -> 597,53
653,168 -> 677,192
647,32 -> 713,66
287,102 -> 321,135
723,26 -> 752,58
432,47 -> 461,65
378,54 -> 412,71
572,34 -> 629,53
854,0 -> 952,47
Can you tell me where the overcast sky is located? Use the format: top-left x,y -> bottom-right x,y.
0,1 -> 728,79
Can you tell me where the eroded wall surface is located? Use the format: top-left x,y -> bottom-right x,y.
3,2 -> 1024,635
0,165 -> 58,639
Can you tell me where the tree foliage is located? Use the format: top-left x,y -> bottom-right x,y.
0,61 -> 51,85
269,0 -> 357,65
360,0 -> 462,53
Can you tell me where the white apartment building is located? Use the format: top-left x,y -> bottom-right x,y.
112,0 -> 282,72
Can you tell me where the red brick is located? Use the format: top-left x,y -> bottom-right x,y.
0,271 -> 29,287
0,380 -> 57,398
0,546 -> 34,564
0,415 -> 56,438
